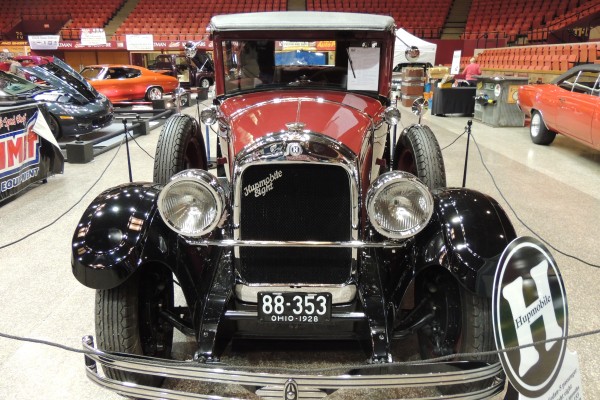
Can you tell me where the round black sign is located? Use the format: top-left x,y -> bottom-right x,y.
492,237 -> 568,398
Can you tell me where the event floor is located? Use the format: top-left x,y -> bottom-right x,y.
1,98 -> 599,399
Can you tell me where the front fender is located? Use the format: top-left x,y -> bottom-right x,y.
71,182 -> 172,290
415,188 -> 517,296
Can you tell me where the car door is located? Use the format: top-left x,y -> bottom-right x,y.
102,67 -> 131,101
555,69 -> 599,144
122,67 -> 143,99
591,75 -> 600,149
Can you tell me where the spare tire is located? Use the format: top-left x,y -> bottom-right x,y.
393,124 -> 446,189
153,114 -> 207,184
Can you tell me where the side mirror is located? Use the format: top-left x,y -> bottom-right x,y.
405,46 -> 421,62
411,97 -> 428,124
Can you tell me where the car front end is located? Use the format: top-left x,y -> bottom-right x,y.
23,59 -> 114,137
71,11 -> 518,400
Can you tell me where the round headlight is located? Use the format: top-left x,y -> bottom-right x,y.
367,171 -> 434,239
200,107 -> 218,125
383,106 -> 401,126
157,170 -> 226,237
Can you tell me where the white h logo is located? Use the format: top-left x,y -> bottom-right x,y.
502,260 -> 563,377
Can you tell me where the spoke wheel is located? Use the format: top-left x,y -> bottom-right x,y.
146,86 -> 163,101
199,78 -> 210,88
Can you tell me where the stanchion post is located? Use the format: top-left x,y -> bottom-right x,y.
462,119 -> 472,188
122,119 -> 133,183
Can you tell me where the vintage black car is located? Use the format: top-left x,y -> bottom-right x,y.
153,46 -> 215,89
72,12 -> 517,399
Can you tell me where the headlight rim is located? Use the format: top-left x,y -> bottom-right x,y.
366,171 -> 434,240
157,169 -> 226,238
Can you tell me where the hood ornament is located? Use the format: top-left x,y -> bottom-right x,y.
285,122 -> 306,132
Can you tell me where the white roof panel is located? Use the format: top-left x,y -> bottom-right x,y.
209,12 -> 396,33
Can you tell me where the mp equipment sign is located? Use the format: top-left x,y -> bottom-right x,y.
0,109 -> 40,196
492,237 -> 568,398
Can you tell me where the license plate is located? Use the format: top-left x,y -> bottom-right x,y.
258,292 -> 331,323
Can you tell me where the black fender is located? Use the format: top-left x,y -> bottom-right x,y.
71,182 -> 174,290
415,187 -> 517,297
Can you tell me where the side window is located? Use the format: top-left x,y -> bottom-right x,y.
107,68 -> 126,79
557,71 -> 598,95
558,75 -> 576,91
572,71 -> 597,95
592,72 -> 600,97
124,68 -> 141,79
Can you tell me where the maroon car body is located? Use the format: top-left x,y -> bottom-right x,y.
518,64 -> 600,149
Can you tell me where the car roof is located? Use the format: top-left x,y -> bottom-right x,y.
84,64 -> 144,69
552,63 -> 600,83
209,11 -> 396,33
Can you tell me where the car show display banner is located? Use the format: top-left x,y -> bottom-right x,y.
0,103 -> 64,203
80,28 -> 107,46
125,34 -> 154,51
28,35 -> 60,50
492,237 -> 584,399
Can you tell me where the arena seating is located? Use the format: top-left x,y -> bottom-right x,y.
463,0 -> 586,40
306,0 -> 451,38
0,0 -> 124,34
115,0 -> 286,39
462,42 -> 599,72
1,0 -> 599,77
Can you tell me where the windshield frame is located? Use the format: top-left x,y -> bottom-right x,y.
212,26 -> 395,98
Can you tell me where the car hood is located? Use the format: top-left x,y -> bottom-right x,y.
219,91 -> 385,155
24,60 -> 99,104
48,58 -> 100,96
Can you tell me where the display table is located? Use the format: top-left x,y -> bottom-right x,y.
431,86 -> 476,116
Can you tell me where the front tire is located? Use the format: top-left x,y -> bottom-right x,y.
394,124 -> 446,189
48,114 -> 61,139
95,269 -> 174,387
530,111 -> 556,145
153,114 -> 207,184
417,269 -> 497,394
199,78 -> 211,88
145,86 -> 163,101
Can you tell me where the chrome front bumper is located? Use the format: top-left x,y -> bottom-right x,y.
82,336 -> 505,400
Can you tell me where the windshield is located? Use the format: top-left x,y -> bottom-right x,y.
0,72 -> 41,96
221,39 -> 382,94
80,67 -> 105,80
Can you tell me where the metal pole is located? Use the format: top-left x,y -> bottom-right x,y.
390,94 -> 398,171
205,124 -> 211,161
462,120 -> 472,188
122,119 -> 133,183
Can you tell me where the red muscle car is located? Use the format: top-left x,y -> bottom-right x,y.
518,64 -> 600,149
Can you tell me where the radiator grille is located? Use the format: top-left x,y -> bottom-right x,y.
238,163 -> 352,284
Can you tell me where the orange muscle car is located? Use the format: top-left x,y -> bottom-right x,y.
80,64 -> 179,102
